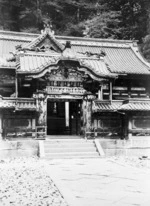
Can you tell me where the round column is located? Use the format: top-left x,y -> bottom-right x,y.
83,92 -> 96,139
0,113 -> 3,140
33,93 -> 47,139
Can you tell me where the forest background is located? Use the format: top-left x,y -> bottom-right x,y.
0,0 -> 150,60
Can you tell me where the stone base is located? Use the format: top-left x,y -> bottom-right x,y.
0,140 -> 39,159
64,127 -> 70,135
85,132 -> 95,139
99,138 -> 150,157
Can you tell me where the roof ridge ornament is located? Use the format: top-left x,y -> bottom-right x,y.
62,41 -> 77,59
21,19 -> 64,52
77,49 -> 106,60
41,20 -> 55,36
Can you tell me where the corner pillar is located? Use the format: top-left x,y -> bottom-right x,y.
82,93 -> 96,138
33,93 -> 47,139
0,113 -> 3,140
32,118 -> 36,138
128,116 -> 132,139
65,101 -> 70,134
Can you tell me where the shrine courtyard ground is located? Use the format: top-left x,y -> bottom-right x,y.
0,157 -> 150,206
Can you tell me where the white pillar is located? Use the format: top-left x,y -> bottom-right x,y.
98,86 -> 103,100
128,117 -> 132,139
98,87 -> 103,100
32,119 -> 36,137
15,74 -> 18,98
109,82 -> 112,101
0,114 -> 3,140
98,89 -> 101,100
65,101 -> 69,127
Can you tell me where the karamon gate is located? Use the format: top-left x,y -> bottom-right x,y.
1,24 -> 150,140
32,57 -> 109,138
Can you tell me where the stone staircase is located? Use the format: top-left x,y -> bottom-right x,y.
41,139 -> 101,159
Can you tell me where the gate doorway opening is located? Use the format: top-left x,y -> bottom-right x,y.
47,100 -> 81,135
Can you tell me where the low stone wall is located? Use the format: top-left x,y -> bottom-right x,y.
99,137 -> 150,157
0,140 -> 39,159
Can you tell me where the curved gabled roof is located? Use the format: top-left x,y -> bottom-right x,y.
0,30 -> 150,76
23,31 -> 65,52
70,44 -> 150,75
17,51 -> 116,80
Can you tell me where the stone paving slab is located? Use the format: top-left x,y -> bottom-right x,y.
46,158 -> 150,206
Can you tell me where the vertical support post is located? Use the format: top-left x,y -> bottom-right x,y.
34,93 -> 47,139
0,113 -> 3,140
128,81 -> 131,98
65,101 -> 69,127
32,119 -> 36,138
15,74 -> 18,98
83,93 -> 96,139
109,81 -> 112,101
128,116 -> 132,139
101,86 -> 103,100
76,102 -> 78,135
98,86 -> 103,100
86,100 -> 92,138
81,99 -> 86,136
98,88 -> 101,100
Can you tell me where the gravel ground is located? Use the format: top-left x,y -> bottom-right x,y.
0,156 -> 149,206
0,157 -> 68,206
111,156 -> 150,169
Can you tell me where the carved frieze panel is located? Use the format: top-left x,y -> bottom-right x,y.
38,38 -> 58,52
35,61 -> 105,95
0,74 -> 15,85
132,118 -> 150,129
3,118 -> 33,137
47,94 -> 83,100
4,119 -> 30,128
46,86 -> 86,95
44,66 -> 83,82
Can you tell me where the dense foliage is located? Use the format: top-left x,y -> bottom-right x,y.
0,0 -> 150,58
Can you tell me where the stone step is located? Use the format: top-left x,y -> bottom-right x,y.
45,147 -> 97,153
46,135 -> 81,140
43,139 -> 100,159
45,152 -> 100,159
45,139 -> 92,143
44,142 -> 94,148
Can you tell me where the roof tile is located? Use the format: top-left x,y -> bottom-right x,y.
18,53 -> 114,79
0,31 -> 150,76
72,46 -> 150,75
93,100 -> 150,112
119,102 -> 150,111
93,101 -> 122,112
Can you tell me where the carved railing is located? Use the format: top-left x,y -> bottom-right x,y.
122,98 -> 150,104
4,128 -> 36,138
0,97 -> 36,110
94,127 -> 122,138
102,85 -> 150,100
15,98 -> 36,110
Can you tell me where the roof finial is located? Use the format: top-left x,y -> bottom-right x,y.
41,19 -> 55,35
65,41 -> 71,49
83,25 -> 90,38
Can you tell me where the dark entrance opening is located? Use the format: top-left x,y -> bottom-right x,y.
47,100 -> 81,135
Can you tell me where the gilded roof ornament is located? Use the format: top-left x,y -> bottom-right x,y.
41,20 -> 55,36
78,50 -> 106,59
83,25 -> 90,38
